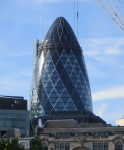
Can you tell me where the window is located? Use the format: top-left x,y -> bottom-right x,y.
6,120 -> 12,127
104,142 -> 108,150
104,132 -> 109,137
65,143 -> 70,150
2,114 -> 4,118
94,132 -> 99,137
115,142 -> 122,150
60,143 -> 64,150
98,143 -> 103,150
42,143 -> 48,150
22,115 -> 25,119
99,132 -> 103,137
93,143 -> 97,150
19,142 -> 29,149
10,114 -> 13,118
61,132 -> 65,137
4,114 -> 7,118
0,120 -> 5,126
22,122 -> 25,127
66,132 -> 71,138
22,129 -> 25,135
56,133 -> 60,138
74,132 -> 79,137
85,132 -> 89,136
55,144 -> 59,150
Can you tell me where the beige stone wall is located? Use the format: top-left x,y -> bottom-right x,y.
115,119 -> 124,126
40,129 -> 124,150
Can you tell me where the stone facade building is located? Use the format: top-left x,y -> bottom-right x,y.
37,119 -> 124,150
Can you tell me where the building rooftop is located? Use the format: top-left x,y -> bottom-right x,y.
44,119 -> 77,128
0,95 -> 27,110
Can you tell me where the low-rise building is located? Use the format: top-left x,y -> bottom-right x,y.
37,119 -> 124,150
115,119 -> 124,126
0,95 -> 30,137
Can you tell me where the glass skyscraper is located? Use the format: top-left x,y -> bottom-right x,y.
29,17 -> 93,120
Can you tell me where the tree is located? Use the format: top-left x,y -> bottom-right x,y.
0,137 -> 24,150
30,136 -> 48,150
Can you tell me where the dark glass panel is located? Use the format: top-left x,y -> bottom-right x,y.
43,99 -> 53,112
66,79 -> 74,96
77,100 -> 85,111
56,60 -> 64,76
57,47 -> 63,56
51,77 -> 58,84
55,79 -> 64,88
54,32 -> 59,44
60,68 -> 69,86
49,89 -> 59,98
52,50 -> 59,66
76,50 -> 81,67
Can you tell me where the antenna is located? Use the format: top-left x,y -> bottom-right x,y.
74,0 -> 75,34
41,16 -> 43,41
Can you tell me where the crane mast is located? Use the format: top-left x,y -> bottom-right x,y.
95,0 -> 124,32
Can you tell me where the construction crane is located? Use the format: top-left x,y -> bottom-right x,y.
95,0 -> 124,32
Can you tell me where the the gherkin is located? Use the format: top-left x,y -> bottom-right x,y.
29,17 -> 93,119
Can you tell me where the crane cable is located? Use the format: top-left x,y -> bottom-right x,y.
77,0 -> 79,41
117,0 -> 124,4
74,0 -> 75,34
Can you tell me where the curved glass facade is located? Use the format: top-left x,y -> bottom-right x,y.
29,17 -> 93,119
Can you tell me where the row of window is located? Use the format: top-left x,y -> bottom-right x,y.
56,132 -> 71,138
0,114 -> 25,119
0,120 -> 25,127
93,143 -> 108,150
55,143 -> 69,150
93,142 -> 123,150
56,131 -> 109,138
94,131 -> 109,137
44,141 -> 123,150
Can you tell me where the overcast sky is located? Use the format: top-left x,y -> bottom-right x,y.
0,0 -> 124,125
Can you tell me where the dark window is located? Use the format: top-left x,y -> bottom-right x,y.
85,132 -> 89,136
93,143 -> 97,150
60,143 -> 64,150
56,133 -> 60,137
74,132 -> 79,137
104,132 -> 109,137
42,143 -> 48,150
98,143 -> 103,150
66,132 -> 71,138
115,142 -> 122,150
85,118 -> 87,123
94,132 -> 99,137
55,143 -> 59,150
100,132 -> 103,137
61,132 -> 65,137
65,143 -> 70,150
104,142 -> 108,150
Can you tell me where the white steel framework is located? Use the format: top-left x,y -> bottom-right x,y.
95,0 -> 124,32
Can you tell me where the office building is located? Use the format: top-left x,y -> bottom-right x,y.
0,95 -> 30,137
29,17 -> 106,136
29,17 -> 93,115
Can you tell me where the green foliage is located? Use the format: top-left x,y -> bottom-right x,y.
0,137 -> 7,150
30,136 -> 55,150
30,136 -> 45,150
0,137 -> 24,150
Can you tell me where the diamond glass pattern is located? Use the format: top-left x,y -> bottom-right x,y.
29,17 -> 93,118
